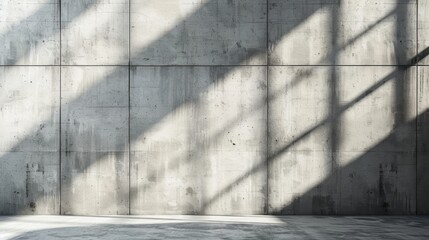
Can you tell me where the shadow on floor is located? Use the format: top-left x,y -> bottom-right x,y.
6,216 -> 429,240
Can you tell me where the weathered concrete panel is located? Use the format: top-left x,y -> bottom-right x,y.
61,66 -> 129,215
268,0 -> 416,65
338,66 -> 416,215
130,66 -> 267,214
130,0 -> 267,65
0,0 -> 60,65
338,67 -> 416,154
419,0 -> 429,64
0,0 -> 426,217
268,0 -> 338,65
268,66 -> 339,214
61,0 -> 129,65
0,66 -> 60,214
268,66 -> 416,214
339,151 -> 416,215
337,0 -> 416,65
417,66 -> 429,214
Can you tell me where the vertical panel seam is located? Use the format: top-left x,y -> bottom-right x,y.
128,0 -> 132,215
416,0 -> 419,215
59,0 -> 62,215
266,0 -> 269,215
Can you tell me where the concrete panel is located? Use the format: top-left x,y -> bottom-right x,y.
130,66 -> 267,214
61,0 -> 129,65
268,0 -> 416,65
419,0 -> 429,64
0,66 -> 59,214
130,0 -> 267,65
268,66 -> 339,214
339,151 -> 416,215
268,66 -> 416,214
338,66 -> 416,214
418,66 -> 429,214
338,67 -> 416,153
0,0 -> 60,65
61,66 -> 129,215
268,0 -> 338,65
337,0 -> 416,65
0,0 -> 425,217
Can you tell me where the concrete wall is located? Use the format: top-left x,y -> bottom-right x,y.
0,0 -> 428,215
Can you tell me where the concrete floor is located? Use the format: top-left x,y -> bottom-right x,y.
0,216 -> 428,239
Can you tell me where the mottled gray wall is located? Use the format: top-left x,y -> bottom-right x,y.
0,0 -> 428,215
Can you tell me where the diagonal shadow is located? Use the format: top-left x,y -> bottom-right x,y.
199,67 -> 403,212
200,0 -> 419,213
0,1 -> 97,66
272,111 -> 421,215
62,0 -> 327,215
9,216 -> 429,239
0,0 -> 425,216
129,0 -> 419,214
0,0 -> 324,215
200,0 -> 422,215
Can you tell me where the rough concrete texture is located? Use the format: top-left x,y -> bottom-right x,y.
417,67 -> 429,214
60,67 -> 129,215
0,0 -> 60,65
0,0 -> 428,216
268,66 -> 416,214
268,67 -> 336,214
0,67 -> 60,214
268,0 -> 416,65
131,0 -> 267,65
1,215 -> 429,239
61,0 -> 129,65
336,66 -> 416,214
419,0 -> 429,64
130,66 -> 267,214
417,1 -> 429,215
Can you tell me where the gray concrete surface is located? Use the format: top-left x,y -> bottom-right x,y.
417,66 -> 429,214
268,66 -> 417,214
1,215 -> 429,239
0,0 -> 60,65
61,0 -> 129,65
268,0 -> 416,65
131,0 -> 267,65
0,67 -> 60,214
0,0 -> 428,216
130,66 -> 267,214
419,0 -> 429,65
60,67 -> 129,215
417,0 -> 429,214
